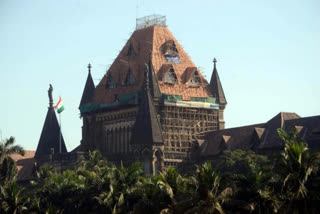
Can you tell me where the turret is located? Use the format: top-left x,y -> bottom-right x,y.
35,84 -> 67,160
130,63 -> 164,146
79,63 -> 95,109
209,58 -> 227,129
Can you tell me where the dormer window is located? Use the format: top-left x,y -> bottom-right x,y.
124,68 -> 136,86
160,40 -> 181,64
161,40 -> 178,55
184,67 -> 202,87
189,70 -> 201,86
163,67 -> 177,84
106,73 -> 116,89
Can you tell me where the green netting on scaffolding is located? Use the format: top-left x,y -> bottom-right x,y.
119,91 -> 139,105
162,93 -> 183,101
190,97 -> 216,103
79,103 -> 100,114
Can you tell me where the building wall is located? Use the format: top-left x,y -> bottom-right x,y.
82,106 -> 138,163
81,103 -> 221,169
160,105 -> 219,167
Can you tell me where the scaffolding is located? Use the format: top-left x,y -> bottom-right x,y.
136,14 -> 166,30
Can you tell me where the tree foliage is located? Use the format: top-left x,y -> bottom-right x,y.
1,129 -> 320,214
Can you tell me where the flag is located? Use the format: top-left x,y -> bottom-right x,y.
54,97 -> 65,114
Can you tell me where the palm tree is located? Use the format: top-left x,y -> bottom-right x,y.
277,128 -> 320,214
156,167 -> 191,213
186,162 -> 232,214
131,176 -> 169,214
0,180 -> 28,214
0,137 -> 25,183
95,162 -> 144,213
217,149 -> 279,213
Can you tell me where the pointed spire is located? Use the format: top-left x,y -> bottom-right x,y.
209,58 -> 227,105
79,63 -> 96,108
36,87 -> 67,158
130,63 -> 164,145
148,50 -> 162,101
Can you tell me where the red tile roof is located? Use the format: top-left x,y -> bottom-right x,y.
93,25 -> 213,104
10,150 -> 35,181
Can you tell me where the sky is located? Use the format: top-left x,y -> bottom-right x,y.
0,0 -> 319,151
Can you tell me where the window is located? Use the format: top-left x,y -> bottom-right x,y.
189,70 -> 201,86
161,40 -> 178,55
161,40 -> 180,63
124,69 -> 136,86
165,55 -> 181,63
106,73 -> 116,89
163,67 -> 177,84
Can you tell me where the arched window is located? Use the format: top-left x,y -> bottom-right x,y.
143,160 -> 151,174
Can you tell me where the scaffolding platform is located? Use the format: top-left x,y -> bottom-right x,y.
136,15 -> 166,30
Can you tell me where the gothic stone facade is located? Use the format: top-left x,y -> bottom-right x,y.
78,17 -> 227,174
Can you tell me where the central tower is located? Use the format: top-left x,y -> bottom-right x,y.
79,15 -> 227,173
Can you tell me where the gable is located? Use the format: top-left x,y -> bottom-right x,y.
162,67 -> 177,84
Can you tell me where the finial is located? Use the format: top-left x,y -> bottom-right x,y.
48,84 -> 53,108
213,58 -> 217,70
88,63 -> 92,73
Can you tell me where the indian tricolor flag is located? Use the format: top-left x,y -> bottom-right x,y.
54,97 -> 65,114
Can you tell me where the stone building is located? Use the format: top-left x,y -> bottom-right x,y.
77,15 -> 227,174
28,15 -> 319,178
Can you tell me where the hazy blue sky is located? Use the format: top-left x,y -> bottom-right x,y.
1,0 -> 319,151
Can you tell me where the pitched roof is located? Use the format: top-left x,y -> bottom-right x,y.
130,64 -> 164,145
209,58 -> 227,105
201,123 -> 265,157
79,64 -> 95,108
259,112 -> 300,148
282,115 -> 320,151
93,25 -> 213,104
201,112 -> 320,157
35,107 -> 67,158
10,150 -> 35,181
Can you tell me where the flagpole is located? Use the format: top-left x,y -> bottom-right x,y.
59,113 -> 62,153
